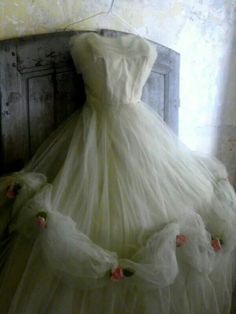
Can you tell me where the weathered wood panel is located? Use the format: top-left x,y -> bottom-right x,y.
0,30 -> 179,174
0,41 -> 29,174
54,71 -> 80,126
142,72 -> 165,117
28,75 -> 55,155
16,33 -> 73,72
0,32 -> 85,174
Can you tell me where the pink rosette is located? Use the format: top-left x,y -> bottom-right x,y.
176,234 -> 188,247
35,212 -> 48,230
110,266 -> 124,282
5,182 -> 21,199
211,238 -> 222,252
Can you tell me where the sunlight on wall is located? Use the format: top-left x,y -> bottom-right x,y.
177,13 -> 233,154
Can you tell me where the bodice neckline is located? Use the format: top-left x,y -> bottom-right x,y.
70,32 -> 157,57
69,31 -> 158,110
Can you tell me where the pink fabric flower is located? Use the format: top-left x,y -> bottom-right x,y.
176,234 -> 188,247
36,216 -> 47,230
111,267 -> 124,281
211,238 -> 222,252
5,182 -> 20,199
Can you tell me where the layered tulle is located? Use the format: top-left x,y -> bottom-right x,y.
0,98 -> 236,313
1,32 -> 235,314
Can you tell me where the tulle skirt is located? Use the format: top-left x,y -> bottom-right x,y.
0,100 -> 236,314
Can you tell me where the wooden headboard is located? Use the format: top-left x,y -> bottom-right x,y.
0,29 -> 180,174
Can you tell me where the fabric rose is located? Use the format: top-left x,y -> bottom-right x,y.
110,267 -> 124,281
36,211 -> 47,230
211,238 -> 222,252
176,234 -> 188,247
5,182 -> 21,199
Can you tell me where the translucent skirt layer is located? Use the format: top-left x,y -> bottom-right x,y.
0,101 -> 236,314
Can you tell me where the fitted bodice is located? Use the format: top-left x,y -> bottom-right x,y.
70,33 -> 157,109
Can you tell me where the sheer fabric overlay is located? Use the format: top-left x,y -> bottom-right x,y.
0,32 -> 236,314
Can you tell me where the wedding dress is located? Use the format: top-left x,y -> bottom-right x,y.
0,32 -> 236,314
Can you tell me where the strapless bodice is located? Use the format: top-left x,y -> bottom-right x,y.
70,33 -> 157,109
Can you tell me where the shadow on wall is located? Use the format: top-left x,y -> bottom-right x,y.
214,25 -> 236,186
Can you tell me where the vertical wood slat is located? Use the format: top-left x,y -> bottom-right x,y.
142,72 -> 165,118
0,41 -> 29,173
55,71 -> 80,126
28,75 -> 55,155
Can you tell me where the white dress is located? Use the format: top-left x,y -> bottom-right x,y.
0,32 -> 236,314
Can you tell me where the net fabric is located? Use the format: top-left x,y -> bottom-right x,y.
0,32 -> 236,313
4,180 -> 223,289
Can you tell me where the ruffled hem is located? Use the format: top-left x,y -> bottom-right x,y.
0,102 -> 236,313
1,171 -> 235,285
